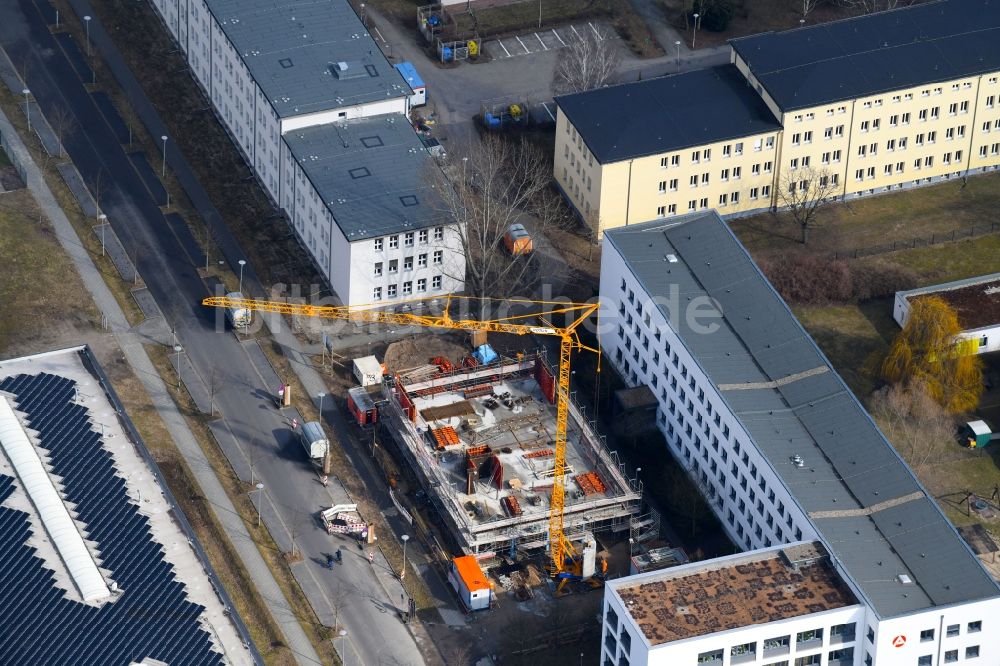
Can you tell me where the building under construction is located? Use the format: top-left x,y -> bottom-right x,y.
379,351 -> 643,555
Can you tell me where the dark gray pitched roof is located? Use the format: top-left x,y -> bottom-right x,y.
283,115 -> 446,241
206,0 -> 411,118
554,65 -> 781,164
730,0 -> 1000,112
605,212 -> 1000,618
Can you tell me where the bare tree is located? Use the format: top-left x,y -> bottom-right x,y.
433,135 -> 561,317
775,166 -> 839,244
801,0 -> 824,17
552,27 -> 621,95
48,104 -> 75,158
207,363 -> 219,416
838,0 -> 913,14
87,168 -> 107,218
870,381 -> 955,471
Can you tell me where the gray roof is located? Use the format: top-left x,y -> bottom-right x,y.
555,65 -> 781,164
605,212 -> 1000,618
205,0 -> 410,118
283,115 -> 446,241
730,0 -> 1000,112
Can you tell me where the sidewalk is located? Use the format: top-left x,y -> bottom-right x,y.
0,100 -> 321,666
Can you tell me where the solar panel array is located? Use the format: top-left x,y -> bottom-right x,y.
0,372 -> 224,666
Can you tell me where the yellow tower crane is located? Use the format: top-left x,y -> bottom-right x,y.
203,294 -> 600,574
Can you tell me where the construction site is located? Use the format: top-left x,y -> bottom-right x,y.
377,348 -> 643,556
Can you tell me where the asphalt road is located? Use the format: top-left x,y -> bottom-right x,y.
0,1 -> 427,663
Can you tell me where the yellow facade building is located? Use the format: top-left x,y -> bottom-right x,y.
554,0 -> 1000,237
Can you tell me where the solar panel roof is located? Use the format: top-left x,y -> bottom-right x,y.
205,0 -> 411,118
604,212 -> 1000,617
283,114 -> 447,240
555,65 -> 782,164
730,0 -> 1000,111
0,349 -> 251,664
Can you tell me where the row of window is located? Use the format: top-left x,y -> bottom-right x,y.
698,625 -> 856,665
372,227 -> 444,251
371,276 -> 442,300
373,251 -> 443,275
655,138 -> 777,170
653,186 -> 775,218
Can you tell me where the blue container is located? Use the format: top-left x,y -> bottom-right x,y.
442,46 -> 453,62
484,113 -> 501,129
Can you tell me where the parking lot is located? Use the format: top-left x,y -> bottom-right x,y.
485,22 -> 609,60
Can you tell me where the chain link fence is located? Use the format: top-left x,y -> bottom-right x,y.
831,222 -> 1000,260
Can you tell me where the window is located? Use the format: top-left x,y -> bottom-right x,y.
791,158 -> 799,169
794,656 -> 820,666
792,132 -> 801,145
946,624 -> 960,637
828,647 -> 853,664
968,621 -> 982,633
433,250 -> 443,265
867,626 -> 875,643
670,178 -> 678,191
416,278 -> 426,292
373,286 -> 382,300
861,121 -> 870,132
660,156 -> 669,168
389,235 -> 399,249
944,650 -> 958,663
764,161 -> 773,173
920,629 -> 934,642
434,226 -> 444,241
700,197 -> 708,209
690,175 -> 699,187
752,163 -> 761,175
750,187 -> 759,200
723,144 -> 732,157
824,127 -> 833,139
804,131 -> 813,143
721,168 -> 730,181
374,262 -> 383,276
701,172 -> 710,184
388,259 -> 398,274
419,229 -> 428,244
797,629 -> 822,646
403,256 -> 413,271
731,642 -> 756,662
966,646 -> 980,659
704,148 -> 711,161
691,150 -> 700,163
387,284 -> 397,297
671,155 -> 680,166
697,649 -> 723,664
831,623 -> 856,643
762,185 -> 771,197
658,180 -> 667,193
890,114 -> 899,126
402,281 -> 412,295
719,194 -> 728,206
374,238 -> 384,251
764,636 -> 790,655
657,205 -> 666,217
404,232 -> 414,247
418,253 -> 428,268
920,109 -> 928,121
917,657 -> 932,666
432,275 -> 442,289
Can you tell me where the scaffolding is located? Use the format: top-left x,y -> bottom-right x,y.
380,354 -> 642,555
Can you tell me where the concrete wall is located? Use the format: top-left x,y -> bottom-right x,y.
869,598 -> 1000,666
598,237 -> 816,556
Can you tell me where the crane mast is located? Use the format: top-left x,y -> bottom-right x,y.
203,294 -> 598,573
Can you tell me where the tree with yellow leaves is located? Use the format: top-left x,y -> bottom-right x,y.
881,296 -> 983,413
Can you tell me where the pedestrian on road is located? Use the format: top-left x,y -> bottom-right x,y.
368,551 -> 375,565
291,417 -> 299,429
320,474 -> 329,486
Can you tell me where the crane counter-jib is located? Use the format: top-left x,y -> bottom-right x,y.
200,294 -> 603,574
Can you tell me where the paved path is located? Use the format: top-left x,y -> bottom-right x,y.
41,0 -> 445,663
0,96 -> 275,665
0,3 -> 321,663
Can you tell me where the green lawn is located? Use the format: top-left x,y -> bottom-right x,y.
732,172 -> 1000,259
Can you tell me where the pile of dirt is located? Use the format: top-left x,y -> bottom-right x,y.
383,334 -> 468,373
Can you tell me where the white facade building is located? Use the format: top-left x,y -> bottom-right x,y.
894,273 -> 1000,355
597,211 -> 1000,666
147,0 -> 465,306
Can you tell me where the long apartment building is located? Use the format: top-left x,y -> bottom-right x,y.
597,211 -> 1000,665
555,0 -> 1000,237
149,0 -> 465,305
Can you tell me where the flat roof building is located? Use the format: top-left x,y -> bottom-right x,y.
0,347 -> 255,665
598,211 -> 1000,665
893,271 -> 1000,354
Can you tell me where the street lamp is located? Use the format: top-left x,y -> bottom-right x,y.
173,345 -> 183,388
692,13 -> 700,49
632,467 -> 642,486
338,629 -> 348,665
22,89 -> 30,133
254,482 -> 265,528
318,392 -> 326,425
401,534 -> 410,581
160,135 -> 168,178
83,15 -> 92,56
360,3 -> 366,24
98,213 -> 107,256
675,40 -> 681,72
237,259 -> 246,294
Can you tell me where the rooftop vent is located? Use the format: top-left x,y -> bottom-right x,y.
791,454 -> 805,468
330,61 -> 375,80
898,574 -> 913,585
665,254 -> 678,263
